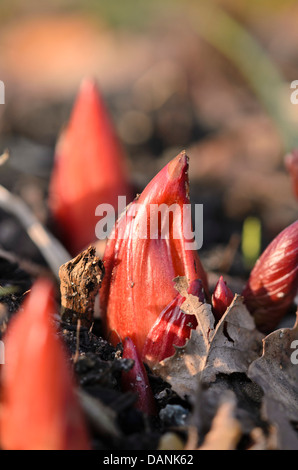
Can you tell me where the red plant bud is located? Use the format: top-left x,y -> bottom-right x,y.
100,151 -> 209,356
48,78 -> 132,255
285,150 -> 298,199
242,220 -> 298,333
121,337 -> 157,415
0,279 -> 91,450
211,275 -> 234,322
142,279 -> 205,363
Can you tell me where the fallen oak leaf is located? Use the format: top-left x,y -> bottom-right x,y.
192,372 -> 264,440
202,295 -> 264,384
148,277 -> 215,399
142,278 -> 205,364
175,276 -> 214,348
150,278 -> 263,399
158,432 -> 185,450
248,312 -> 298,423
248,426 -> 278,451
259,397 -> 298,450
197,393 -> 242,451
184,393 -> 242,450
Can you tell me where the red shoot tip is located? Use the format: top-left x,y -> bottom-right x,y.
211,275 -> 234,322
142,279 -> 205,364
0,279 -> 91,450
242,220 -> 298,333
48,77 -> 132,255
100,151 -> 209,356
121,337 -> 157,416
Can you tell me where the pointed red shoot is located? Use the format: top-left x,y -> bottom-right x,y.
121,337 -> 157,416
48,77 -> 132,255
0,279 -> 91,450
100,151 -> 209,357
211,275 -> 234,322
242,220 -> 298,333
142,279 -> 205,364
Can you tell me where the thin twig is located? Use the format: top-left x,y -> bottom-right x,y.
0,247 -> 54,280
77,389 -> 122,439
73,318 -> 81,364
0,149 -> 10,167
0,184 -> 71,280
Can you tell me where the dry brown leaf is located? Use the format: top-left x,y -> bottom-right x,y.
202,295 -> 264,383
151,277 -> 263,399
260,397 -> 298,450
248,426 -> 278,451
149,278 -> 215,398
248,314 -> 298,449
197,393 -> 242,450
158,432 -> 185,450
248,313 -> 298,421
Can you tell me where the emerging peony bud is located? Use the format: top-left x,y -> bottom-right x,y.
100,151 -> 209,356
285,150 -> 298,199
0,279 -> 91,450
142,279 -> 205,363
242,220 -> 298,333
121,337 -> 157,415
48,78 -> 132,255
211,275 -> 234,322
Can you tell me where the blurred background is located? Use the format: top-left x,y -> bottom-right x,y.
0,0 -> 297,280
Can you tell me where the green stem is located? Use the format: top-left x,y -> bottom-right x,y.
188,2 -> 298,151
